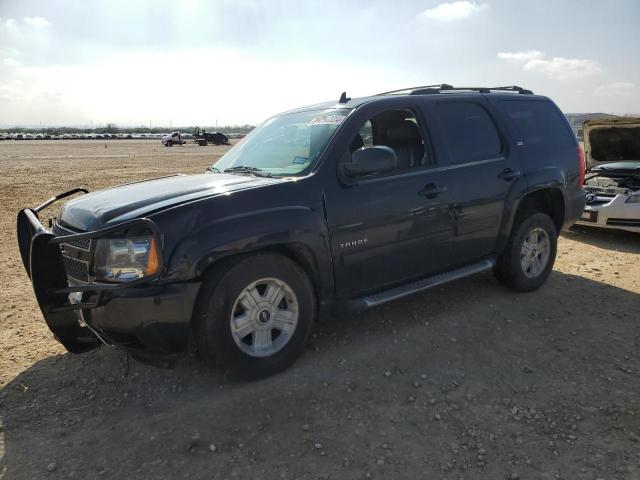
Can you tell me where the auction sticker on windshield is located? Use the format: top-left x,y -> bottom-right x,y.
308,113 -> 347,126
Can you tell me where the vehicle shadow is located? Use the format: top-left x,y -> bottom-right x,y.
563,224 -> 640,254
1,271 -> 639,479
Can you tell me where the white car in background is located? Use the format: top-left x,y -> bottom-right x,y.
578,117 -> 640,233
161,131 -> 186,147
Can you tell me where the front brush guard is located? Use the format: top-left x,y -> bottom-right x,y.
17,188 -> 165,354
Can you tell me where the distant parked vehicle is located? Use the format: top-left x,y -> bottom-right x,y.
162,131 -> 186,147
193,127 -> 230,146
43,134 -> 51,140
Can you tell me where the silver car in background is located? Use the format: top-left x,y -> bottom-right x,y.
578,117 -> 640,233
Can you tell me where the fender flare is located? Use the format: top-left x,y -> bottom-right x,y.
495,170 -> 567,251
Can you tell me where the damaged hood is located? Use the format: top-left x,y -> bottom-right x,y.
583,116 -> 640,170
58,173 -> 283,231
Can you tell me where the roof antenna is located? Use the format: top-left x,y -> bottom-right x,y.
339,91 -> 350,103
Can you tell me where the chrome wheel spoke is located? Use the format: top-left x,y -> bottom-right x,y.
273,310 -> 296,331
535,256 -> 544,273
232,313 -> 254,339
264,283 -> 284,306
240,289 -> 259,311
532,230 -> 539,244
253,329 -> 273,351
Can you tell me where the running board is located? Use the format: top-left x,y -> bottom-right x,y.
347,259 -> 495,310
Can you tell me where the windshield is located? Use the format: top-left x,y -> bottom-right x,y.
212,108 -> 350,176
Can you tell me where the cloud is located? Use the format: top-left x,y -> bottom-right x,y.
0,48 -> 407,126
594,82 -> 638,96
3,58 -> 21,67
420,1 -> 488,21
24,17 -> 51,28
497,50 -> 543,61
5,18 -> 16,28
497,50 -> 600,80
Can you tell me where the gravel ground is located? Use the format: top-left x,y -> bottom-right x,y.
0,140 -> 639,480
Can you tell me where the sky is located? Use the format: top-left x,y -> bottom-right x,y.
0,0 -> 639,127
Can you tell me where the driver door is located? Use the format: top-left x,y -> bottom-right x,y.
325,106 -> 455,297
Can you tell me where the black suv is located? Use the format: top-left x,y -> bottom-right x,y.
18,84 -> 585,378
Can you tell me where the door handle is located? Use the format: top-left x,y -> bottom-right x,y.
498,168 -> 521,181
418,184 -> 447,199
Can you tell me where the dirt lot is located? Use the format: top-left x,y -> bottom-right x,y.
0,140 -> 639,480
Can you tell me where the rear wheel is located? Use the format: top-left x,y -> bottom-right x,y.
194,253 -> 316,379
494,212 -> 557,292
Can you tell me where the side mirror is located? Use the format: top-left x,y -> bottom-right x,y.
342,146 -> 398,178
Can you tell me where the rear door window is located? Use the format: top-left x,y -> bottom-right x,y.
499,100 -> 575,148
435,102 -> 503,164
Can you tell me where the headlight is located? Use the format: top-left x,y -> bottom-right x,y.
94,236 -> 160,282
625,194 -> 640,204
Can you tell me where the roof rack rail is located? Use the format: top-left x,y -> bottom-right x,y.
376,85 -> 533,96
376,84 -> 453,95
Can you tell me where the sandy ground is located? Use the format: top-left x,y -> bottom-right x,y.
0,140 -> 639,480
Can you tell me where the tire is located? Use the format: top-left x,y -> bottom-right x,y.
193,253 -> 316,379
166,140 -> 173,147
494,211 -> 557,292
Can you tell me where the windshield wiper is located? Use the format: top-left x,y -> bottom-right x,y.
207,166 -> 222,173
223,166 -> 273,177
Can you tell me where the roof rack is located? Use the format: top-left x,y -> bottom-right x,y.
376,85 -> 533,96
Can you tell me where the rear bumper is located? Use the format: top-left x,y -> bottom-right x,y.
563,188 -> 587,231
16,189 -> 200,356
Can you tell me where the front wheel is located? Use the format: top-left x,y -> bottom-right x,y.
165,140 -> 173,147
194,253 -> 316,379
494,212 -> 557,292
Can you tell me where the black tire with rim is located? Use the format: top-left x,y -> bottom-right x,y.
494,211 -> 557,292
193,253 -> 316,379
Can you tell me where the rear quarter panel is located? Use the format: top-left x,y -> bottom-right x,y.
486,95 -> 584,233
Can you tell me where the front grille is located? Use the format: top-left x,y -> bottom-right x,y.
61,255 -> 89,282
53,221 -> 92,281
52,223 -> 92,251
607,218 -> 640,227
585,193 -> 615,206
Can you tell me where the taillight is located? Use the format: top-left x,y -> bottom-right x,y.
577,144 -> 585,186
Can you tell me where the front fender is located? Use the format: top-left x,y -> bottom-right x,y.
166,206 -> 334,300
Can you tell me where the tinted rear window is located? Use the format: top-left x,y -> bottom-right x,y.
436,102 -> 502,164
499,100 -> 574,148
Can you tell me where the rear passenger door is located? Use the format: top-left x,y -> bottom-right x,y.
427,99 -> 523,266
